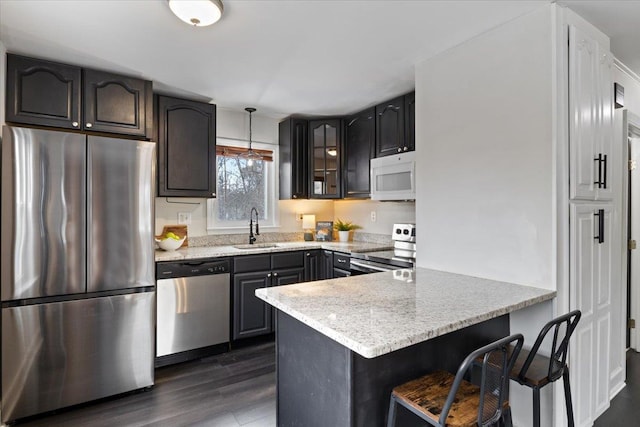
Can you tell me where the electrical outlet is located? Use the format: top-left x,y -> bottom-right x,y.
296,213 -> 303,221
370,211 -> 377,222
178,212 -> 192,225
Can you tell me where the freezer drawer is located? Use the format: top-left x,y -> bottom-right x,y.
1,293 -> 154,423
156,273 -> 230,357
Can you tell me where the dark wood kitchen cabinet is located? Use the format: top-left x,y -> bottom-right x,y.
156,95 -> 216,197
323,250 -> 334,279
304,250 -> 324,281
233,252 -> 304,340
6,54 -> 81,130
375,92 -> 415,157
6,54 -> 152,137
309,119 -> 342,199
279,117 -> 308,200
333,252 -> 351,277
344,108 -> 375,198
82,68 -> 152,137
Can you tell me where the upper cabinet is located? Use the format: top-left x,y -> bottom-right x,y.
279,118 -> 308,200
6,54 -> 152,138
309,119 -> 342,199
156,95 -> 216,198
344,108 -> 374,198
83,69 -> 152,137
376,92 -> 415,157
569,26 -> 614,201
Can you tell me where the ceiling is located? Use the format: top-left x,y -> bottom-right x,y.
1,0 -> 638,119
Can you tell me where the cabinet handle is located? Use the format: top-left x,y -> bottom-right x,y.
594,209 -> 605,244
273,272 -> 278,277
293,195 -> 297,199
397,148 -> 402,153
602,154 -> 607,189
211,192 -> 216,197
86,123 -> 93,128
72,121 -> 79,127
306,253 -> 310,257
403,147 -> 408,151
337,259 -> 347,264
594,153 -> 608,189
267,273 -> 272,278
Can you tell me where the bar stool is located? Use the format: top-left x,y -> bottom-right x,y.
510,310 -> 581,427
387,334 -> 524,427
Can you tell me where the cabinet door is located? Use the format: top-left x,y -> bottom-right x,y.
304,250 -> 322,281
83,69 -> 150,137
375,96 -> 405,157
279,118 -> 308,200
309,119 -> 341,198
344,108 -> 374,198
323,250 -> 334,279
157,95 -> 216,197
272,268 -> 305,287
404,92 -> 416,152
233,271 -> 272,340
6,54 -> 81,130
569,26 -> 613,201
570,203 -> 614,425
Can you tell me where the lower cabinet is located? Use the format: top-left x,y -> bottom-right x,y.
233,271 -> 272,339
333,252 -> 351,277
323,250 -> 334,279
233,252 -> 305,340
304,250 -> 323,281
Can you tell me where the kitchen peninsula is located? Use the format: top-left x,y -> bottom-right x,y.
256,268 -> 555,426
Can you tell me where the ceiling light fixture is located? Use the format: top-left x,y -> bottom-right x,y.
168,0 -> 224,27
241,107 -> 262,166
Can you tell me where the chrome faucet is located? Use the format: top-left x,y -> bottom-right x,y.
249,207 -> 260,244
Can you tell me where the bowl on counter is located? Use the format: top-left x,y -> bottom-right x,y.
156,236 -> 186,251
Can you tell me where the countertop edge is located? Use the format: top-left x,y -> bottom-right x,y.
256,284 -> 556,359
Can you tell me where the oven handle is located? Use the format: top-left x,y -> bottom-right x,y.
350,259 -> 394,273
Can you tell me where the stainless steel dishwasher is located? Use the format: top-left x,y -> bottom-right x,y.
156,259 -> 230,365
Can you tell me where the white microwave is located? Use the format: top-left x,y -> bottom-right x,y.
370,151 -> 416,201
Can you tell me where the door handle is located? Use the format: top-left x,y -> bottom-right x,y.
594,209 -> 605,244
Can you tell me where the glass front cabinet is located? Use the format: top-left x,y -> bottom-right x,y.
309,119 -> 341,199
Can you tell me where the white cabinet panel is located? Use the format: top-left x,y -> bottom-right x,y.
569,25 -> 614,201
570,203 -> 613,427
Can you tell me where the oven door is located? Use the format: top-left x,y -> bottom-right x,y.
349,259 -> 398,275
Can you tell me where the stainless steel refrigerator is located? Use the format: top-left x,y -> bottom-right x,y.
1,126 -> 156,423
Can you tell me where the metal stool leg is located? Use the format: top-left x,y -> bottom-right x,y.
502,406 -> 513,427
387,395 -> 398,427
533,387 -> 541,427
563,370 -> 575,427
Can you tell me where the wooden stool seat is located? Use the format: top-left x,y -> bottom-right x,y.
392,370 -> 508,427
387,334 -> 524,427
509,347 -> 556,387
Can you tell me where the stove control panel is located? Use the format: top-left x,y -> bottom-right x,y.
392,223 -> 416,243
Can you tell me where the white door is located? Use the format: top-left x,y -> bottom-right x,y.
628,118 -> 640,352
569,25 -> 613,201
570,203 -> 613,427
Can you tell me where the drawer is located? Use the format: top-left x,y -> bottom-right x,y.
272,251 -> 304,270
333,252 -> 350,269
234,254 -> 271,273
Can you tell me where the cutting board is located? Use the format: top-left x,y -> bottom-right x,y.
157,225 -> 189,248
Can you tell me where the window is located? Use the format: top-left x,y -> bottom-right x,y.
207,138 -> 278,231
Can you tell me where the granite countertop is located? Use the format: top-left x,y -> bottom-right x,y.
255,268 -> 556,359
155,241 -> 392,262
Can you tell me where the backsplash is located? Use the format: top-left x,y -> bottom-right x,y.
187,231 -> 392,248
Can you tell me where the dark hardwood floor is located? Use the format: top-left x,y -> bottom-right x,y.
10,343 -> 638,426
594,349 -> 640,426
13,342 -> 276,427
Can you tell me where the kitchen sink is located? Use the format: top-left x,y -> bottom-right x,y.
233,243 -> 279,250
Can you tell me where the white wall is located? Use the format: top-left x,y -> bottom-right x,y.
334,200 -> 415,234
415,5 -> 556,426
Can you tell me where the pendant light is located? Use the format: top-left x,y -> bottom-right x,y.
168,0 -> 224,27
242,107 -> 262,166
